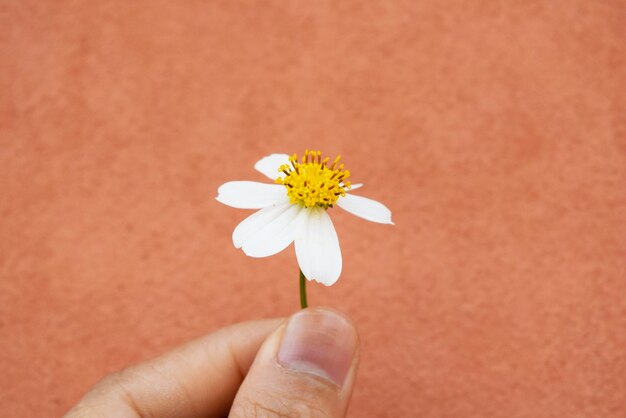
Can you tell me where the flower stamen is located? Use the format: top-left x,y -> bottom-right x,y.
275,150 -> 352,208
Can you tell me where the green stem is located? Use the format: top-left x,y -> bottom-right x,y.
299,269 -> 308,309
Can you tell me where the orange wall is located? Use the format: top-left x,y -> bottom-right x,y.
1,1 -> 625,416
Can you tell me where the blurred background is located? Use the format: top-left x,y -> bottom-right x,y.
1,1 -> 625,417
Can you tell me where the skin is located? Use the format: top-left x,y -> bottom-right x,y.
65,309 -> 360,418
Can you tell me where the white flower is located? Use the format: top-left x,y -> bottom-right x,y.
216,151 -> 393,286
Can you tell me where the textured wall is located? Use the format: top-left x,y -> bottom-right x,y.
1,1 -> 625,417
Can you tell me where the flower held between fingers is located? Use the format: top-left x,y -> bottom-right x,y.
216,151 -> 393,287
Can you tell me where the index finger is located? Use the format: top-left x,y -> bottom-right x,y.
65,318 -> 284,418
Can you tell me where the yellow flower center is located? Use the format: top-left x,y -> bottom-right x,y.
275,150 -> 351,208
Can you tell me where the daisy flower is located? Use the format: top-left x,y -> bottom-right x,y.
216,150 -> 393,307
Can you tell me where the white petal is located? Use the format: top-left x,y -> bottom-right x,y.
241,204 -> 307,257
295,207 -> 342,286
346,183 -> 363,191
254,153 -> 291,180
232,203 -> 292,248
216,181 -> 288,209
337,193 -> 394,224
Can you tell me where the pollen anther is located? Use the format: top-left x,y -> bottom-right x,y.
275,150 -> 352,208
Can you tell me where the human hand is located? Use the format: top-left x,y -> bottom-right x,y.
65,308 -> 359,418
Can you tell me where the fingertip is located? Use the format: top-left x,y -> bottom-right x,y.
278,308 -> 359,387
230,308 -> 360,418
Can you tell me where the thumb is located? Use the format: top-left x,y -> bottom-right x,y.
229,308 -> 360,418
